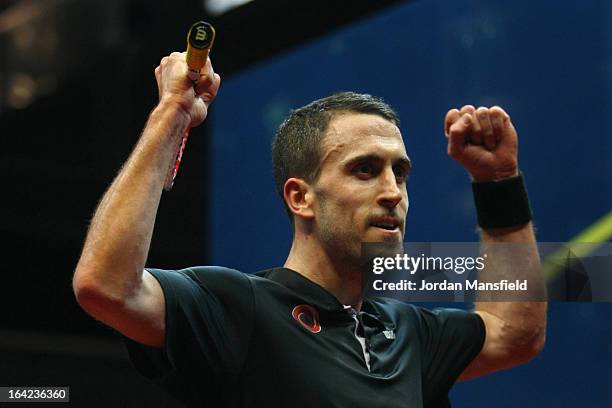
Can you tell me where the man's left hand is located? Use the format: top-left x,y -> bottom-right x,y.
444,105 -> 519,182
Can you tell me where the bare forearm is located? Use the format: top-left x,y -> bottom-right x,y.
74,102 -> 189,299
476,223 -> 547,356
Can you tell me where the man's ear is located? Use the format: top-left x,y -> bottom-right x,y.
283,178 -> 315,220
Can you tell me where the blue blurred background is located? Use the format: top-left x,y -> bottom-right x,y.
209,1 -> 612,406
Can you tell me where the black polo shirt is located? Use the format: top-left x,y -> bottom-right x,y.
124,266 -> 485,407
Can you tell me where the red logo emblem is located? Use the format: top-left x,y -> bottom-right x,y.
292,304 -> 321,333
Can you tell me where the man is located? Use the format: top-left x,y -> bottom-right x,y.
73,52 -> 546,407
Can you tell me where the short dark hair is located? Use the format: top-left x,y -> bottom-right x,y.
271,91 -> 400,219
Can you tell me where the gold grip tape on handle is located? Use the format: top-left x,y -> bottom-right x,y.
186,22 -> 216,80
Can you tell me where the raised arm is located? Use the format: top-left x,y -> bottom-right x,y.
72,52 -> 220,347
444,105 -> 547,380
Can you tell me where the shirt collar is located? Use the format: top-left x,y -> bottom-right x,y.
256,267 -> 390,329
257,267 -> 353,312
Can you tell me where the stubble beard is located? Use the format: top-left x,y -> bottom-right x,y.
317,199 -> 362,270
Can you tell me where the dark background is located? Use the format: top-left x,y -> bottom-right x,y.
0,0 -> 610,406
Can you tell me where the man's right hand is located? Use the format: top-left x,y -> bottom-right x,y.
73,52 -> 221,348
155,52 -> 221,128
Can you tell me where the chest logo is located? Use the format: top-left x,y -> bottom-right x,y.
383,329 -> 396,339
291,304 -> 322,333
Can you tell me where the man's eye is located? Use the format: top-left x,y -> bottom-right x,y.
355,164 -> 374,175
393,166 -> 408,182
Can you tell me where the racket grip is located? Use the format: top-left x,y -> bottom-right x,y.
163,21 -> 214,192
164,128 -> 190,191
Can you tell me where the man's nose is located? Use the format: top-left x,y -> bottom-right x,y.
377,168 -> 403,209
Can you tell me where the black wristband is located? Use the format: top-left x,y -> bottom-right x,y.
472,173 -> 532,229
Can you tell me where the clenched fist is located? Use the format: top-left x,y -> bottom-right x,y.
444,105 -> 519,182
154,51 -> 221,128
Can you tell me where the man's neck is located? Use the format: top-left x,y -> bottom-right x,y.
284,236 -> 364,310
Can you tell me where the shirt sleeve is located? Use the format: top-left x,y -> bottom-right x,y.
417,307 -> 486,405
123,266 -> 255,406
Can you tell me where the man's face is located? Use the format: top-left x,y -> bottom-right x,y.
310,113 -> 410,261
